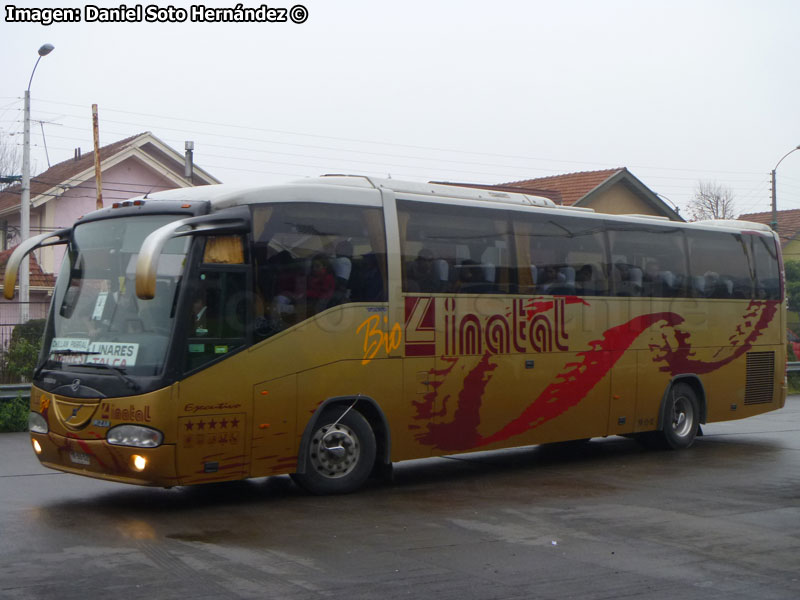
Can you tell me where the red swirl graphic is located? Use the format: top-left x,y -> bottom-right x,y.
415,300 -> 778,452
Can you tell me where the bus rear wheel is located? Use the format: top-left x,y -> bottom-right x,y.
636,382 -> 701,450
292,407 -> 376,495
662,382 -> 700,449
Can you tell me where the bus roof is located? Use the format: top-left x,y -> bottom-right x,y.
133,175 -> 557,210
131,176 -> 775,237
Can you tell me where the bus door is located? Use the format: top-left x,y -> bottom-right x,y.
176,236 -> 252,484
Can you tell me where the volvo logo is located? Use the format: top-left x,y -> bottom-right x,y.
70,379 -> 81,392
66,404 -> 84,422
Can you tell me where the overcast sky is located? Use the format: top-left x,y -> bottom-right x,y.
2,0 -> 799,218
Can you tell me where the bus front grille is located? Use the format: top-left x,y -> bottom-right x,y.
744,351 -> 775,405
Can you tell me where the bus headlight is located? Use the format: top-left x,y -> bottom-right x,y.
107,425 -> 163,448
29,412 -> 48,434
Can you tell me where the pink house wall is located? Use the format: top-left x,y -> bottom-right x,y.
14,157 -> 182,275
52,157 -> 178,230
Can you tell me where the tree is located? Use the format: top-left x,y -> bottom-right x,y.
785,260 -> 800,314
689,180 -> 736,221
0,132 -> 20,191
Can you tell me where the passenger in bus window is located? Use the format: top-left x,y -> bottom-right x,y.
644,260 -> 660,282
705,271 -> 732,298
538,265 -> 562,293
576,264 -> 594,295
406,248 -> 443,293
331,241 -> 354,305
354,252 -> 385,301
456,260 -> 493,294
307,254 -> 335,313
643,260 -> 661,296
270,251 -> 302,303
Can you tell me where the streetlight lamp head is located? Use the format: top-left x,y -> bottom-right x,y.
38,43 -> 54,56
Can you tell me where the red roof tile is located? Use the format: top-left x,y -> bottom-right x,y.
0,247 -> 55,288
498,168 -> 625,206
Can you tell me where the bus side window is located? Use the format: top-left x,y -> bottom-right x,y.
607,223 -> 688,299
398,200 -> 512,295
750,234 -> 781,300
251,203 -> 388,340
519,214 -> 608,297
687,230 -> 753,299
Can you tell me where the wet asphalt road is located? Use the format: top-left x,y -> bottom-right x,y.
1,399 -> 799,600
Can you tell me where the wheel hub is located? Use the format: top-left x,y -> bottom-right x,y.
309,423 -> 361,479
671,395 -> 694,438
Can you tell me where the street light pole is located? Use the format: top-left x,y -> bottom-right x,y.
19,43 -> 54,324
771,144 -> 800,234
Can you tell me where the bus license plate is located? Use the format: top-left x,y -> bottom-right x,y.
69,451 -> 91,466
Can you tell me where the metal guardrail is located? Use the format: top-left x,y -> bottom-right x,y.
0,384 -> 31,403
788,362 -> 800,373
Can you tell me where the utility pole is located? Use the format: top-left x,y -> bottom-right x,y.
20,43 -> 54,323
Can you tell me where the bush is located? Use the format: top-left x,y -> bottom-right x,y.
10,319 -> 46,346
0,394 -> 28,433
789,343 -> 800,395
3,319 -> 45,382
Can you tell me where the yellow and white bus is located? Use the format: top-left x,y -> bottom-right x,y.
4,176 -> 786,494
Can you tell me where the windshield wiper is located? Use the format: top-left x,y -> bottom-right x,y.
36,349 -> 103,381
73,362 -> 140,392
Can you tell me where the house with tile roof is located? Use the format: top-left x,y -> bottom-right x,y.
0,132 -> 219,338
434,168 -> 683,221
0,131 -> 219,273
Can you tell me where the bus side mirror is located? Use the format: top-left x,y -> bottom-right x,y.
135,210 -> 250,300
2,229 -> 70,300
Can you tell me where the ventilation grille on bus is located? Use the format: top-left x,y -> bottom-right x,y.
744,351 -> 775,405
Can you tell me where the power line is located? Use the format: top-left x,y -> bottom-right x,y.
25,97 -> 771,177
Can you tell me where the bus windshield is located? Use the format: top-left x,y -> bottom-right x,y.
41,215 -> 190,378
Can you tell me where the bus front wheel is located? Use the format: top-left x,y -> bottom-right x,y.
292,407 -> 376,495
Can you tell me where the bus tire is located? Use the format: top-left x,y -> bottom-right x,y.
659,382 -> 700,450
291,407 -> 376,495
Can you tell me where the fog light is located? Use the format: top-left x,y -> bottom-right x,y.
32,439 -> 42,454
132,455 -> 147,472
